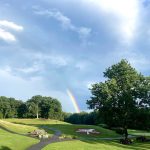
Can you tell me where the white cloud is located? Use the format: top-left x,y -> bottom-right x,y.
0,20 -> 23,42
34,8 -> 91,41
82,0 -> 140,43
0,28 -> 16,42
0,20 -> 23,31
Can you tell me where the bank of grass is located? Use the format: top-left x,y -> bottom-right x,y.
0,120 -> 37,134
0,128 -> 39,150
43,140 -> 150,150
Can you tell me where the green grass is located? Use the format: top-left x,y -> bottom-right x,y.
128,129 -> 150,136
0,120 -> 37,134
5,118 -> 68,125
2,119 -> 150,150
5,119 -> 119,139
43,140 -> 150,150
0,128 -> 39,150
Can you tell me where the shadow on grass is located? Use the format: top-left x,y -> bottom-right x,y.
0,146 -> 12,150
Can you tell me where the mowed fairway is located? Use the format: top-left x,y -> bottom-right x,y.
43,140 -> 150,150
0,128 -> 39,150
5,119 -> 119,138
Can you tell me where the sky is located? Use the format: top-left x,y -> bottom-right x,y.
0,0 -> 150,112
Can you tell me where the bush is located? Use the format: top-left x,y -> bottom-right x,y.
120,138 -> 132,145
136,136 -> 150,142
72,135 -> 77,139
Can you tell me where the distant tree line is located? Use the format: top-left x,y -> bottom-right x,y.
64,111 -> 103,125
0,95 -> 63,120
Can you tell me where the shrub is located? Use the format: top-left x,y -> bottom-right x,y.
120,138 -> 132,145
72,135 -> 77,139
136,136 -> 146,142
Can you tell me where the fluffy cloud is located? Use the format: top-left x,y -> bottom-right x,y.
0,20 -> 23,31
0,28 -> 16,42
0,20 -> 23,42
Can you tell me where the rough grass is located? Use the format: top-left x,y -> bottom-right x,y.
43,140 -> 150,150
0,128 -> 39,150
0,120 -> 37,134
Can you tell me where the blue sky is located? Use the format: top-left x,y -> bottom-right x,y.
0,0 -> 150,112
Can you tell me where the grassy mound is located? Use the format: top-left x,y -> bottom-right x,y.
0,120 -> 37,134
0,128 -> 39,150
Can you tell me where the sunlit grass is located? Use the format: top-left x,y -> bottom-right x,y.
0,128 -> 39,150
0,120 -> 37,134
43,140 -> 150,150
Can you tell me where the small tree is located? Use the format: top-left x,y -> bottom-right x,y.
27,95 -> 43,119
87,59 -> 150,139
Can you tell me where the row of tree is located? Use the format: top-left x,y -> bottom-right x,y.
0,95 -> 62,120
64,111 -> 98,125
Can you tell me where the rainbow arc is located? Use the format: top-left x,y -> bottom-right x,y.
66,89 -> 80,113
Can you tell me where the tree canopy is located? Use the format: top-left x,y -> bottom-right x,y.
87,59 -> 150,139
0,95 -> 62,120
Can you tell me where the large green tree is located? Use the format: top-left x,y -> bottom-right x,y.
26,95 -> 62,119
87,59 -> 150,139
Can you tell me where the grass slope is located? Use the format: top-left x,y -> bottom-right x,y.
43,140 -> 150,150
0,120 -> 37,134
0,128 -> 39,150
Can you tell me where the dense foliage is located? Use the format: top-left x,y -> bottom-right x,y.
0,95 -> 62,120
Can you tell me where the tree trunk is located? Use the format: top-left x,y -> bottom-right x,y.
36,105 -> 39,119
124,126 -> 128,139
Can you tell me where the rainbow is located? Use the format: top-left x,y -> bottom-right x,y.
66,89 -> 80,113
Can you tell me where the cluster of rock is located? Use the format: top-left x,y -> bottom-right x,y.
76,129 -> 100,135
29,129 -> 49,139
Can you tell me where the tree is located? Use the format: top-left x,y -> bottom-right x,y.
26,95 -> 62,119
27,95 -> 43,119
17,103 -> 28,118
0,96 -> 22,118
87,59 -> 150,139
